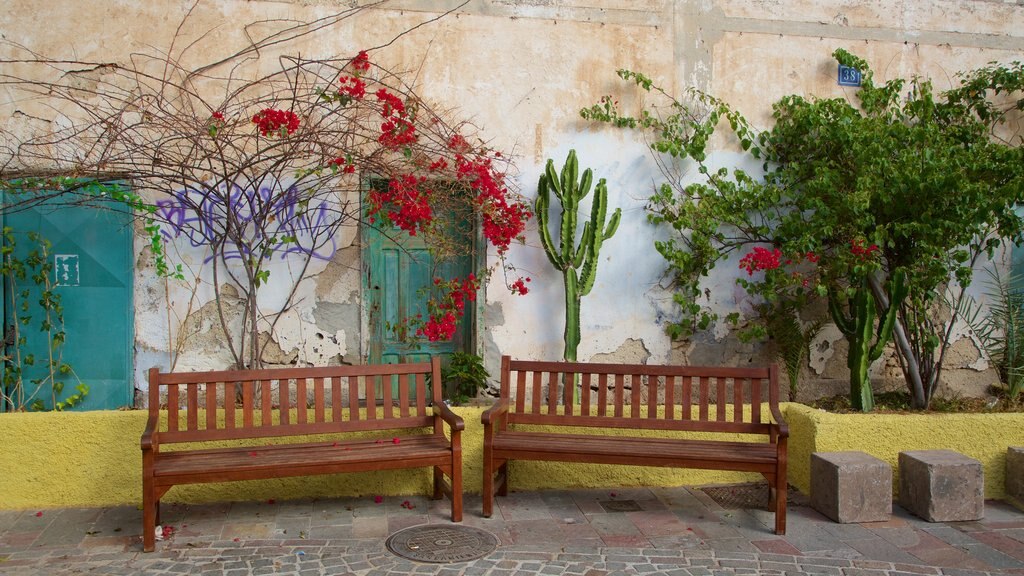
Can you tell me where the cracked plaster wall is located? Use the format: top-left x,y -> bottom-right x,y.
2,0 -> 1021,402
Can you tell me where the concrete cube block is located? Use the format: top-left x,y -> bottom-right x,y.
899,450 -> 984,522
1008,447 -> 1024,512
811,451 -> 892,523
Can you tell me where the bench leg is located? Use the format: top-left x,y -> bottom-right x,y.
450,461 -> 463,523
774,481 -> 787,535
497,462 -> 508,497
142,478 -> 157,552
433,467 -> 444,501
482,460 -> 494,518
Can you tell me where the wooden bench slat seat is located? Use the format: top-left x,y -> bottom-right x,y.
141,358 -> 463,552
490,432 -> 781,472
153,435 -> 454,481
482,356 -> 788,535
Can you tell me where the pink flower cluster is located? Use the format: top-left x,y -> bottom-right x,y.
252,108 -> 300,137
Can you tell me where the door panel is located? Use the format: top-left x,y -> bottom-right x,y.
2,184 -> 134,410
363,181 -> 476,375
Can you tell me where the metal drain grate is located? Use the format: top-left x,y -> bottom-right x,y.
386,525 -> 498,564
599,499 -> 643,512
701,483 -> 770,510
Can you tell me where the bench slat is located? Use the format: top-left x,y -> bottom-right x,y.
507,412 -> 773,435
225,383 -> 235,430
349,376 -> 360,421
752,378 -> 761,424
734,378 -> 744,423
415,373 -> 427,416
366,376 -> 376,421
382,375 -> 393,419
168,386 -> 179,432
297,378 -> 307,424
206,383 -> 218,431
331,377 -> 342,423
154,435 -> 452,480
580,373 -> 592,417
314,377 -> 325,423
243,381 -> 254,428
187,384 -> 199,431
158,414 -> 435,444
491,432 -> 778,470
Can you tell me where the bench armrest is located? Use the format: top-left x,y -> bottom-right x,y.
481,399 -> 508,427
433,403 -> 465,432
141,410 -> 160,451
770,403 -> 789,439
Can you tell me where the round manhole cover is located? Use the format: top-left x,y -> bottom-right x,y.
385,525 -> 498,564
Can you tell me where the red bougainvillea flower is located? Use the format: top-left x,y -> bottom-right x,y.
252,108 -> 300,137
850,238 -> 880,261
738,246 -> 782,276
511,277 -> 531,295
428,158 -> 448,172
417,311 -> 458,342
327,156 -> 356,174
447,133 -> 470,153
351,50 -> 371,74
379,118 -> 417,149
337,75 -> 367,100
367,175 -> 433,235
375,89 -> 406,117
211,111 -> 225,122
454,155 -> 529,253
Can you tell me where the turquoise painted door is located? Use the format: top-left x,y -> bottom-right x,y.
2,185 -> 134,411
364,182 -> 476,368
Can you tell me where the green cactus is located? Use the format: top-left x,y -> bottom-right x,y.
536,149 -> 622,363
828,271 -> 907,412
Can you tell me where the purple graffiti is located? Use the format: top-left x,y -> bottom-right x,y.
156,180 -> 339,263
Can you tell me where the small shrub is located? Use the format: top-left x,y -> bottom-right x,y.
441,352 -> 489,405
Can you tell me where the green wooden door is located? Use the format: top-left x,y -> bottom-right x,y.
2,184 -> 134,411
363,182 -> 476,368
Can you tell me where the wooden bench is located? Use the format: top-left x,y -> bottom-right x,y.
141,359 -> 463,552
481,356 -> 788,534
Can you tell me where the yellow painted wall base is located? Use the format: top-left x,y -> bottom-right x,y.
785,404 -> 1024,499
1,405 -> 1021,510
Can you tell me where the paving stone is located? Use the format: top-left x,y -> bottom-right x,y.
899,450 -> 984,522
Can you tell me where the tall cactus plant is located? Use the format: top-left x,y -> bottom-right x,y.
828,271 -> 908,412
536,150 -> 622,362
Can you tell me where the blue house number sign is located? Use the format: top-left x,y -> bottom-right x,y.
838,64 -> 862,87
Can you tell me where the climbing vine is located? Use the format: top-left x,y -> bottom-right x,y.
1,6 -> 531,368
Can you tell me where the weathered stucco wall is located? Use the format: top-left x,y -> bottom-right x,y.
1,0 -> 1022,401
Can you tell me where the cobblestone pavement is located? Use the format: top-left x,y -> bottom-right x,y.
1,485 -> 1023,575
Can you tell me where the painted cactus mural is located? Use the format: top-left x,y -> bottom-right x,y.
536,150 -> 622,363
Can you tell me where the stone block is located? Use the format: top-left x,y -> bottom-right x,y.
898,450 -> 984,522
811,451 -> 892,523
1008,447 -> 1024,512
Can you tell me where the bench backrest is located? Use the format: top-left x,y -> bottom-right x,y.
500,356 -> 780,435
148,359 -> 442,444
